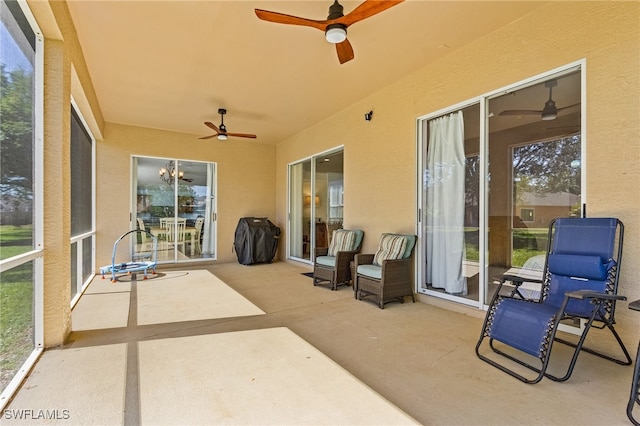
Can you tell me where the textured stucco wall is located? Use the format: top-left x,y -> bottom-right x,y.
276,2 -> 639,337
42,39 -> 72,347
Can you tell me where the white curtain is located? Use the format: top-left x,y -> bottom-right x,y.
425,111 -> 467,295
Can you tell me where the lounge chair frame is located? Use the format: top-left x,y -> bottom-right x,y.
476,218 -> 631,384
627,300 -> 640,425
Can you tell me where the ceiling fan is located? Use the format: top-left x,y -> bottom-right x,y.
499,79 -> 580,120
200,108 -> 257,140
255,0 -> 404,64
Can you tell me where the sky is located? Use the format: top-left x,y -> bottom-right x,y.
1,23 -> 33,73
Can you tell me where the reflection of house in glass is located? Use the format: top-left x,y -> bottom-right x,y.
515,192 -> 581,227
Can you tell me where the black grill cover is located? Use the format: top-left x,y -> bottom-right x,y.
234,217 -> 281,265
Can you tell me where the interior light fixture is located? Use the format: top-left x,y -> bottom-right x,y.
304,195 -> 321,206
159,160 -> 183,185
325,25 -> 347,44
217,134 -> 228,141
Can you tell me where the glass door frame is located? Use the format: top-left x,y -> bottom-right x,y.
416,60 -> 585,310
131,155 -> 217,264
287,146 -> 344,263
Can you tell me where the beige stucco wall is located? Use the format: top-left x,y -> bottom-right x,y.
95,123 -> 277,268
275,2 -> 639,337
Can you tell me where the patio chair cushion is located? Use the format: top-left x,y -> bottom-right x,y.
373,234 -> 410,266
357,264 -> 382,280
353,229 -> 364,250
328,229 -> 357,256
315,256 -> 336,267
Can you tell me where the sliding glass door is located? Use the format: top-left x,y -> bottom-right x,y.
418,64 -> 583,308
288,149 -> 344,262
133,156 -> 216,263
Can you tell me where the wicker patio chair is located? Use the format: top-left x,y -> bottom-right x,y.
354,233 -> 417,309
313,229 -> 364,291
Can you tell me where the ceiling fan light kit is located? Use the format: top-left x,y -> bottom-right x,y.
541,99 -> 557,120
325,25 -> 347,43
199,108 -> 257,141
255,0 -> 404,64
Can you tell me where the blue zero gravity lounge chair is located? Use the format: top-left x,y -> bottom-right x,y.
475,217 -> 631,384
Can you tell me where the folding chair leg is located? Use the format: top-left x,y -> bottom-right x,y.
478,338 -> 548,384
628,341 -> 640,426
546,313 -> 632,382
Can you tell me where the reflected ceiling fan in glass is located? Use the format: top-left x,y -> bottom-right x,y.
499,79 -> 580,120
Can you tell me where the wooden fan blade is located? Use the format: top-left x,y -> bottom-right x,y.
336,39 -> 354,64
199,134 -> 218,140
499,109 -> 543,116
557,103 -> 581,113
226,132 -> 257,139
255,9 -> 327,31
340,0 -> 404,27
204,121 -> 220,133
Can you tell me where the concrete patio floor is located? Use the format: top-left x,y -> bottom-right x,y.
2,261 -> 635,425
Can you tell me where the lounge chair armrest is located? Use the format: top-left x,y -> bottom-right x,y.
501,274 -> 542,285
355,253 -> 375,266
565,289 -> 627,302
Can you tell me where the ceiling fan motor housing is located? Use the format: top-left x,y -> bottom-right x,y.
327,1 -> 344,19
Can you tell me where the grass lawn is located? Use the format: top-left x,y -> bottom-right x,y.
0,224 -> 33,261
0,227 -> 35,391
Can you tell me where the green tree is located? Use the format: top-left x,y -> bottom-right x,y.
0,63 -> 34,199
512,135 -> 581,196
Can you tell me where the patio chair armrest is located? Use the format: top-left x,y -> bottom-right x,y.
565,289 -> 627,302
335,250 -> 358,268
381,257 -> 412,276
355,253 -> 375,266
315,247 -> 329,257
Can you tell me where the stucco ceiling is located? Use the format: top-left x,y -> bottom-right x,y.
66,0 -> 546,144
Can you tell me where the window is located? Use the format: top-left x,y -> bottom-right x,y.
328,181 -> 343,221
70,104 -> 95,305
520,208 -> 535,223
0,0 -> 44,407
